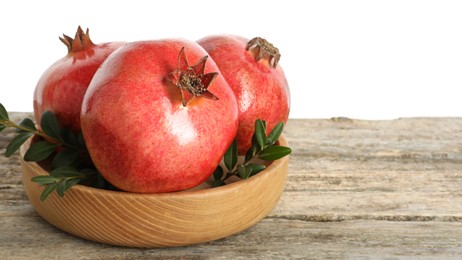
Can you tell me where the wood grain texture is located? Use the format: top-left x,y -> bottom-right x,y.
1,113 -> 462,258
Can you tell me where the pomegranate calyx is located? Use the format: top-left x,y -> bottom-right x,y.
246,37 -> 280,68
59,26 -> 95,53
167,47 -> 219,106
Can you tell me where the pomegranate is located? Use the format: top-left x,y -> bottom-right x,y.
80,39 -> 239,193
33,26 -> 125,132
197,35 -> 290,154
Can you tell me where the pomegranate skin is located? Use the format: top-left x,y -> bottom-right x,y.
197,35 -> 290,154
33,28 -> 124,132
81,39 -> 239,193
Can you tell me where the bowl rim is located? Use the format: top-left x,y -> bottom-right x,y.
21,134 -> 289,199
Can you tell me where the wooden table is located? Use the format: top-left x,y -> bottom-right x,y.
1,113 -> 462,259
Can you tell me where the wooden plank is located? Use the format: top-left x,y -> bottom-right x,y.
1,113 -> 462,258
274,118 -> 462,221
1,216 -> 462,259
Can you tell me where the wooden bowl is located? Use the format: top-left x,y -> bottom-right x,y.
19,135 -> 289,247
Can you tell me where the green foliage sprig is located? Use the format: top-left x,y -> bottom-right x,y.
212,119 -> 292,187
0,103 -> 102,201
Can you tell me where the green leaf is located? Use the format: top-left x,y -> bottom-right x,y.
0,103 -> 9,121
246,163 -> 266,177
56,179 -> 67,197
57,178 -> 81,197
5,132 -> 33,157
213,166 -> 223,180
40,111 -> 61,140
224,140 -> 238,171
238,164 -> 266,179
61,128 -> 79,147
36,170 -> 83,199
52,148 -> 81,168
23,141 -> 57,162
245,143 -> 258,162
31,175 -> 58,185
261,120 -> 266,131
267,122 -> 284,145
17,118 -> 37,133
0,124 -> 6,133
258,145 -> 292,161
64,178 -> 81,192
237,164 -> 251,179
212,179 -> 225,188
50,166 -> 83,178
40,182 -> 59,201
254,119 -> 267,150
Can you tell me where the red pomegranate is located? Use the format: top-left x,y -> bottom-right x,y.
33,26 -> 124,132
197,35 -> 290,154
80,39 -> 239,193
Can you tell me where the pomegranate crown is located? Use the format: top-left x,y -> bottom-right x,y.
246,37 -> 280,68
167,47 -> 219,106
59,26 -> 95,53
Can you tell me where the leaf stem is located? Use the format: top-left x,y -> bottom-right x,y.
222,150 -> 263,181
2,119 -> 54,141
216,120 -> 290,186
1,119 -> 80,150
222,171 -> 235,181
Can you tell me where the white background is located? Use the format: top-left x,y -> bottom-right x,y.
1,0 -> 461,119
